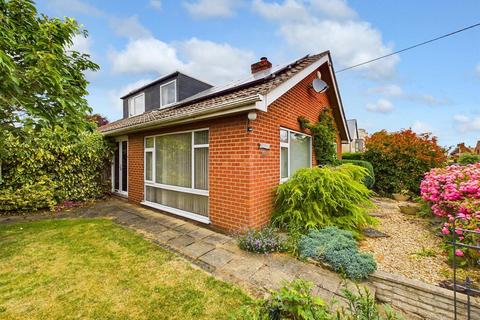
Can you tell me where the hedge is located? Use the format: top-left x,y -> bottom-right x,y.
341,152 -> 364,160
338,159 -> 375,189
0,127 -> 113,212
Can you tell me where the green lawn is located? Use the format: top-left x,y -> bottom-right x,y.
0,219 -> 251,319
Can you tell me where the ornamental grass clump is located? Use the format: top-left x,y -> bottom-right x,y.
299,227 -> 376,280
237,227 -> 285,253
273,164 -> 375,236
421,163 -> 480,265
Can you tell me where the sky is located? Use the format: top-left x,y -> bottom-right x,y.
37,0 -> 480,148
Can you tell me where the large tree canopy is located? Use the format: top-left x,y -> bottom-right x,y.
0,0 -> 99,132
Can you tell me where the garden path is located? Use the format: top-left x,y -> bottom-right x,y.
0,198 -> 369,305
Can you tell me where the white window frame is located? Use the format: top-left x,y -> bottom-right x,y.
111,136 -> 128,197
279,127 -> 312,183
142,128 -> 210,224
128,92 -> 145,117
159,79 -> 177,108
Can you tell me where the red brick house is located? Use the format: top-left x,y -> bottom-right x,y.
99,51 -> 350,231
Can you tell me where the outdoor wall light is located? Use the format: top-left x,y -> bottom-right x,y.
247,111 -> 257,132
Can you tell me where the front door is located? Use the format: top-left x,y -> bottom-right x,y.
113,139 -> 128,196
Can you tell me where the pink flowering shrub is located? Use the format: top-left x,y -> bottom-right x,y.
421,163 -> 480,265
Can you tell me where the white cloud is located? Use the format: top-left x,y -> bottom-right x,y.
108,78 -> 154,111
453,114 -> 480,133
183,0 -> 240,18
69,34 -> 92,55
310,0 -> 356,19
150,0 -> 162,10
110,38 -> 183,74
252,0 -> 399,79
108,16 -> 152,40
411,94 -> 450,106
366,99 -> 394,113
367,84 -> 403,97
411,120 -> 432,134
109,37 -> 254,85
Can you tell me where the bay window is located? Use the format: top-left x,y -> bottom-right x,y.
144,129 -> 209,223
280,128 -> 312,182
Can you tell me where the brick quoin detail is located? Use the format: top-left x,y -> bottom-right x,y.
126,66 -> 341,232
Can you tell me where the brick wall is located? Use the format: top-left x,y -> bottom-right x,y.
124,65 -> 341,231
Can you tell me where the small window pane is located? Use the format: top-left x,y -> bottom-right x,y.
145,137 -> 154,148
194,130 -> 208,145
280,129 -> 288,143
155,133 -> 192,187
281,147 -> 288,179
194,148 -> 208,190
145,152 -> 153,181
290,132 -> 311,175
145,186 -> 208,217
161,82 -> 176,106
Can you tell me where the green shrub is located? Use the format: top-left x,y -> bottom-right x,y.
299,227 -> 376,280
338,160 -> 375,189
237,227 -> 285,253
273,164 -> 375,236
0,127 -> 113,212
458,153 -> 480,165
342,152 -> 364,160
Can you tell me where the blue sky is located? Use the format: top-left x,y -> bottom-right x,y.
38,0 -> 480,148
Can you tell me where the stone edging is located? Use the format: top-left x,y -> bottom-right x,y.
369,270 -> 480,320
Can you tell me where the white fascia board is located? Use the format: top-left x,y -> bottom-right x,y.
327,61 -> 351,143
255,55 -> 330,111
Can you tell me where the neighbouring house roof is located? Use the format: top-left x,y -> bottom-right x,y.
346,119 -> 358,140
99,51 -> 350,142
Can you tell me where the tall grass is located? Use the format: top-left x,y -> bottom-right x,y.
272,164 -> 375,236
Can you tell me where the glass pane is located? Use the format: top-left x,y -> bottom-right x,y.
145,152 -> 152,181
145,186 -> 208,217
194,130 -> 208,145
280,129 -> 288,143
121,141 -> 128,192
155,133 -> 192,187
161,82 -> 176,106
280,147 -> 288,179
145,137 -> 154,148
194,148 -> 208,190
134,95 -> 144,115
290,133 -> 311,176
114,142 -> 119,190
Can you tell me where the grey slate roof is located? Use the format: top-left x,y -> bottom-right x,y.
99,52 -> 328,135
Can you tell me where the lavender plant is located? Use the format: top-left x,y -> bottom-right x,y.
237,226 -> 285,253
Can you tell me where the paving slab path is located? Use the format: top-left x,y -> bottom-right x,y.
0,198 -> 371,304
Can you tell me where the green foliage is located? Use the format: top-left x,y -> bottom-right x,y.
273,164 -> 375,236
0,127 -> 113,212
338,160 -> 375,189
342,153 -> 364,161
237,227 -> 285,253
0,0 -> 99,133
299,228 -> 376,280
299,109 -> 338,165
234,279 -> 331,320
363,130 -> 446,195
337,285 -> 402,320
458,153 -> 480,165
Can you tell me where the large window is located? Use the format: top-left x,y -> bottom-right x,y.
144,129 -> 209,222
160,80 -> 176,107
128,93 -> 145,117
280,128 -> 312,182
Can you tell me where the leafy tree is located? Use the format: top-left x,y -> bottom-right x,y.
86,113 -> 109,127
458,153 -> 480,165
0,0 -> 99,133
364,129 -> 446,195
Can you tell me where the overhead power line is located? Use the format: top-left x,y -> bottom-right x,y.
336,21 -> 480,73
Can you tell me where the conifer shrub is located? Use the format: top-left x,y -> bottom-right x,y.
299,227 -> 376,280
272,164 -> 375,236
341,152 -> 364,160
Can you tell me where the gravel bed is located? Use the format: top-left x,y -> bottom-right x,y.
359,197 -> 447,285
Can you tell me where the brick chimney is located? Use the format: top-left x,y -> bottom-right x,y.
251,57 -> 272,74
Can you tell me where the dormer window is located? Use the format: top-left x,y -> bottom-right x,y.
160,80 -> 176,107
128,93 -> 145,117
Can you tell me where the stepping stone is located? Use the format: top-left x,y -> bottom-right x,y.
363,227 -> 389,238
203,233 -> 231,245
175,223 -> 200,234
188,227 -> 215,239
155,229 -> 183,242
182,241 -> 216,259
218,256 -> 265,280
198,248 -> 234,268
